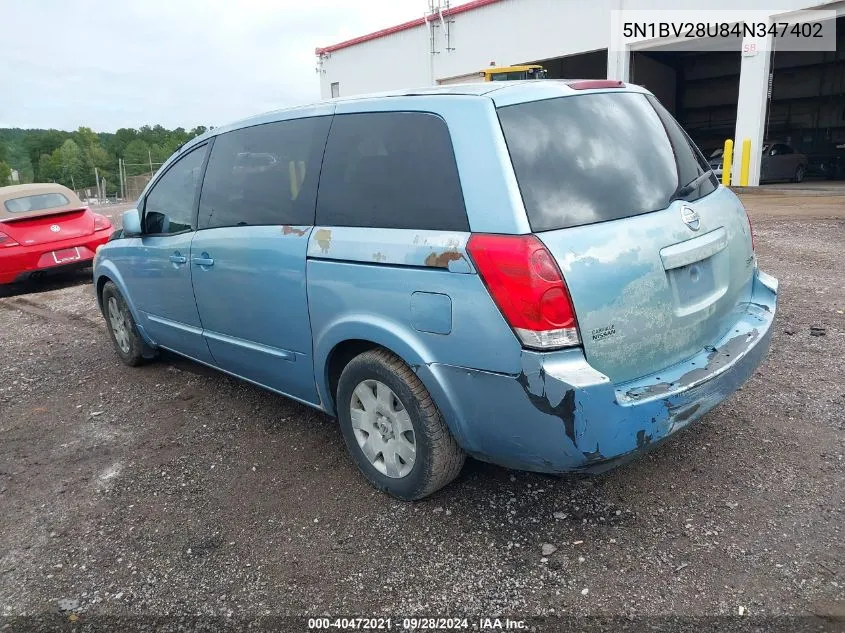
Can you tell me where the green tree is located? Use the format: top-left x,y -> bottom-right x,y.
123,139 -> 153,176
0,161 -> 12,186
38,153 -> 60,182
24,130 -> 68,179
54,139 -> 86,189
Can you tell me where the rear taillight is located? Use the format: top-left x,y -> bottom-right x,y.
466,234 -> 580,350
0,230 -> 19,248
93,214 -> 112,231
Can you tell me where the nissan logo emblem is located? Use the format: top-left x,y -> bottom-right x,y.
681,206 -> 700,231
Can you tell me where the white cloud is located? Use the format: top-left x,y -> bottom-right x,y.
0,0 -> 426,131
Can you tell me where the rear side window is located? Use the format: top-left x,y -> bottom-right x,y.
5,193 -> 69,213
498,92 -> 717,232
198,117 -> 331,229
316,112 -> 468,231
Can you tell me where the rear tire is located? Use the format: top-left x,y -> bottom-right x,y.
336,348 -> 465,500
793,164 -> 806,183
101,281 -> 151,367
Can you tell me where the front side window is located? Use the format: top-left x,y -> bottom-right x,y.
316,112 -> 468,231
143,144 -> 207,235
4,192 -> 70,213
197,117 -> 331,230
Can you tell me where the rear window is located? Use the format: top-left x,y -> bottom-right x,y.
498,92 -> 717,232
316,112 -> 468,231
4,192 -> 70,213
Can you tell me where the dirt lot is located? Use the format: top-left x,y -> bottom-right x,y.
1,193 -> 843,632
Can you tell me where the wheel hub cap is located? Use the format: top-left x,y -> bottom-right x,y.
350,379 -> 416,479
107,297 -> 130,354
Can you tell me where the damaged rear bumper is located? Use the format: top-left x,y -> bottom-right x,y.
419,269 -> 778,474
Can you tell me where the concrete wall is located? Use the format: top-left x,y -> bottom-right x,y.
319,0 -> 615,99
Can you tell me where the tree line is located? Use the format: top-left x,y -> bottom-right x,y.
0,125 -> 209,195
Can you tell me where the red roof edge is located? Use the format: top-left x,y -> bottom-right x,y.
315,0 -> 502,56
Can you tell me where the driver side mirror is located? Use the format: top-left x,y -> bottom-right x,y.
121,208 -> 142,237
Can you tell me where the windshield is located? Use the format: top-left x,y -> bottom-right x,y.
498,92 -> 716,232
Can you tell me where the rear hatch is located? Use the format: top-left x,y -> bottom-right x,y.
498,89 -> 755,384
1,210 -> 94,246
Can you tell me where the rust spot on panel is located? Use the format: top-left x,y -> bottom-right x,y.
372,252 -> 388,262
424,250 -> 465,269
314,229 -> 332,253
282,225 -> 307,237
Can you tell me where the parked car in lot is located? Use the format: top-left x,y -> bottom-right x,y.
761,142 -> 807,183
0,183 -> 113,284
93,80 -> 778,500
707,147 -> 724,178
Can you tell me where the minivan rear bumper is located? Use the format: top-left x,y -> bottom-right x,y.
420,268 -> 777,474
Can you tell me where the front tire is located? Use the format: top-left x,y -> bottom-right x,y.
793,164 -> 806,183
101,281 -> 151,367
336,349 -> 465,500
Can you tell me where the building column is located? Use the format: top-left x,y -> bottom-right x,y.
732,34 -> 772,186
607,48 -> 631,82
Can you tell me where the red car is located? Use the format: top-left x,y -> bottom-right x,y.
0,183 -> 113,285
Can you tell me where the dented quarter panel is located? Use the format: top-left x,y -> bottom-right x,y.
422,269 -> 776,473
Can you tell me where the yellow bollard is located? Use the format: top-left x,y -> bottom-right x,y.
721,139 -> 733,186
739,138 -> 751,187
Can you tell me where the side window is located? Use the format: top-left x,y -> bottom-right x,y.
197,117 -> 331,230
143,144 -> 207,235
316,112 -> 469,231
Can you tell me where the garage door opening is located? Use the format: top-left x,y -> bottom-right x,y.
632,45 -> 741,162
765,16 -> 845,183
527,49 -> 608,81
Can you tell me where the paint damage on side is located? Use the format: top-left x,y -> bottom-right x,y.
306,227 -> 475,273
424,250 -> 467,270
314,229 -> 332,253
282,225 -> 308,237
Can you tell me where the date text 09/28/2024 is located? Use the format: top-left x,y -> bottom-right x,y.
307,617 -> 527,630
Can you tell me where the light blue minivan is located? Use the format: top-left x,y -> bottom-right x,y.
94,80 -> 777,500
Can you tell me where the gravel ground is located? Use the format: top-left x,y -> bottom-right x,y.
0,192 -> 843,632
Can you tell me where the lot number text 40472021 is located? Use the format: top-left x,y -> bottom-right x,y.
307,617 -> 528,630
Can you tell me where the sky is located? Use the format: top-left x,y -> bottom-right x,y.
0,0 -> 426,132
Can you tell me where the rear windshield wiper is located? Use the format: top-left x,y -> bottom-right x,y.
670,169 -> 714,202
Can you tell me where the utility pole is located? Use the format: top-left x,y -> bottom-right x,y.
148,150 -> 154,179
94,167 -> 101,202
118,158 -> 125,200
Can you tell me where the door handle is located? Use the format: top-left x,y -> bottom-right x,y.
169,253 -> 187,264
192,254 -> 214,267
